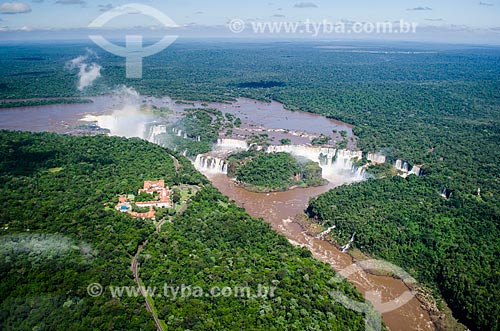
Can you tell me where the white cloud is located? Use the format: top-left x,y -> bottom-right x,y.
294,2 -> 318,8
0,2 -> 31,14
77,63 -> 101,90
55,0 -> 86,5
407,6 -> 432,11
0,233 -> 94,263
66,49 -> 101,91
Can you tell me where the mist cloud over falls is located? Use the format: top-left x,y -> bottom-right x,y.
67,49 -> 102,91
81,86 -> 157,139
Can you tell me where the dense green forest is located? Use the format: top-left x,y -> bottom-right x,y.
0,130 -> 207,330
1,41 -> 499,330
0,131 -> 371,330
307,175 -> 500,331
227,151 -> 326,192
0,98 -> 92,109
140,186 -> 370,330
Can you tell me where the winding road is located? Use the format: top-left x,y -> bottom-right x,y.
131,240 -> 164,331
170,154 -> 179,172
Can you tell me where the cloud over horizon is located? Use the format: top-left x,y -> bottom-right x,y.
55,0 -> 86,5
408,6 -> 432,11
294,2 -> 318,8
0,2 -> 31,14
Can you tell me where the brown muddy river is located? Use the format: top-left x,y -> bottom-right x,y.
171,98 -> 355,146
0,95 -> 435,331
0,96 -> 354,147
206,174 -> 435,331
0,97 -> 116,133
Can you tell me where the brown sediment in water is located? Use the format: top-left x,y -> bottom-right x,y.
171,97 -> 356,148
0,96 -> 118,133
295,214 -> 447,327
206,173 -> 437,331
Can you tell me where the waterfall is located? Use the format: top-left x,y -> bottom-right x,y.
394,160 -> 403,171
265,145 -> 366,182
367,153 -> 386,164
319,147 -> 336,166
315,225 -> 336,239
172,127 -> 184,137
266,144 -> 323,161
440,188 -> 452,199
410,165 -> 422,176
171,127 -> 191,140
194,155 -> 228,174
336,149 -> 363,160
354,166 -> 366,180
395,160 -> 422,177
147,124 -> 167,144
341,233 -> 355,253
216,138 -> 249,151
440,188 -> 448,199
395,159 -> 411,173
328,149 -> 366,181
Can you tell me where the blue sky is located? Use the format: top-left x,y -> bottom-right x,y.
1,0 -> 499,43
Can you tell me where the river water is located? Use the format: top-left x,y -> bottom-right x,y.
170,98 -> 356,147
0,95 -> 435,331
206,174 -> 435,331
0,97 -> 116,133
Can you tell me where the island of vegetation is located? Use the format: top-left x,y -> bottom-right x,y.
226,150 -> 327,192
0,98 -> 93,109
